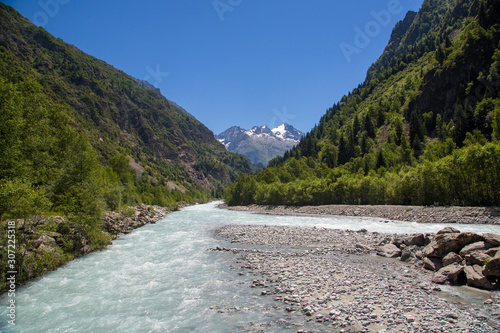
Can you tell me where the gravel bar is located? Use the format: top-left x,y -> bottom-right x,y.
220,204 -> 500,225
213,224 -> 500,332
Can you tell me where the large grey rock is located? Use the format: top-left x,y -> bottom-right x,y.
423,232 -> 484,258
403,234 -> 425,247
377,243 -> 401,258
464,265 -> 494,290
486,248 -> 500,256
483,251 -> 500,277
423,257 -> 443,271
437,227 -> 461,235
459,241 -> 492,257
400,245 -> 418,262
465,251 -> 492,266
442,252 -> 463,267
482,233 -> 500,247
432,263 -> 464,285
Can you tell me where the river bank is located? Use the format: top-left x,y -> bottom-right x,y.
1,204 -> 174,294
221,204 -> 500,224
214,224 -> 500,332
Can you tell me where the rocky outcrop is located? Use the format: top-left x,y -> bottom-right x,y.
377,227 -> 500,290
103,205 -> 171,239
422,232 -> 484,258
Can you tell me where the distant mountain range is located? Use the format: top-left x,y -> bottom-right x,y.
217,124 -> 304,168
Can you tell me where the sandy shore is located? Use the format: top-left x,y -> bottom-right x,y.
213,224 -> 500,332
221,204 -> 500,225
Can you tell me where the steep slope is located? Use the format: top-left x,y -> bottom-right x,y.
0,3 -> 251,193
0,3 -> 253,292
217,124 -> 304,168
225,0 -> 500,207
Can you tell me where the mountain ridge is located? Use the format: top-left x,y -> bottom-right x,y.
225,0 -> 500,207
0,2 -> 251,193
217,123 -> 304,168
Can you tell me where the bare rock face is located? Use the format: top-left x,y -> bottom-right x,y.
464,265 -> 494,290
423,232 -> 484,258
432,263 -> 464,285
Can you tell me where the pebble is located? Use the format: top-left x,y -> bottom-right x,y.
215,224 -> 500,332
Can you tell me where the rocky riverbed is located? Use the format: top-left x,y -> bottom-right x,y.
221,204 -> 500,224
213,224 -> 500,332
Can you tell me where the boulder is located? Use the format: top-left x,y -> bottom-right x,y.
403,234 -> 425,247
442,252 -> 463,267
391,237 -> 405,248
377,243 -> 401,258
483,233 -> 500,247
35,243 -> 57,254
486,248 -> 500,256
464,265 -> 494,290
483,251 -> 500,277
437,227 -> 461,235
432,263 -> 464,285
400,245 -> 418,262
43,231 -> 63,239
423,232 -> 484,258
459,241 -> 492,257
465,251 -> 492,266
423,257 -> 443,271
38,235 -> 57,246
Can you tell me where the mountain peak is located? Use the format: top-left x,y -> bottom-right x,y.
216,124 -> 304,167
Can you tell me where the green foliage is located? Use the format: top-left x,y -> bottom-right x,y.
0,2 -> 253,292
225,0 -> 500,208
0,178 -> 50,221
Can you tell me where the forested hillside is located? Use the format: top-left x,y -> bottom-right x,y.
0,3 -> 251,208
225,0 -> 500,207
0,3 -> 250,289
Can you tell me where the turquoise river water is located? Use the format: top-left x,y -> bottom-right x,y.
2,202 -> 500,332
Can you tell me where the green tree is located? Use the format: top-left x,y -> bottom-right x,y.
52,134 -> 111,252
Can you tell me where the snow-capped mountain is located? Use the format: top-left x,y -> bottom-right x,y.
217,124 -> 304,168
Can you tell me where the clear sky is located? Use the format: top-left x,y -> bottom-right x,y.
4,0 -> 424,134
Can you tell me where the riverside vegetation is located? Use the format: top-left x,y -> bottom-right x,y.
0,3 -> 251,293
225,0 -> 500,207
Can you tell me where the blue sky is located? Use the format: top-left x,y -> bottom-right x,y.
4,0 -> 424,134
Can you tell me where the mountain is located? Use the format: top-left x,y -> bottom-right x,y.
225,0 -> 500,207
0,3 -> 254,290
217,124 -> 304,168
0,3 -> 251,195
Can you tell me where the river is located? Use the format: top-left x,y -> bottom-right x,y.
2,202 -> 500,332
